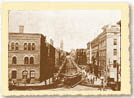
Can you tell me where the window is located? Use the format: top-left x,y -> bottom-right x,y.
8,44 -> 9,50
113,39 -> 117,45
11,43 -> 14,50
113,60 -> 117,68
24,43 -> 27,50
11,70 -> 17,79
28,43 -> 31,50
30,70 -> 35,78
32,43 -> 35,50
48,48 -> 50,56
30,57 -> 34,64
12,56 -> 17,64
22,70 -> 28,79
24,57 -> 29,64
113,49 -> 117,56
19,25 -> 24,33
15,43 -> 19,50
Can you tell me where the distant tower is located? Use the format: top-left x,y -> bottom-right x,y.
60,40 -> 64,50
50,39 -> 54,46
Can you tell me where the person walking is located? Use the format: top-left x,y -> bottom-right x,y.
103,79 -> 107,90
100,76 -> 104,90
92,75 -> 95,85
87,73 -> 91,83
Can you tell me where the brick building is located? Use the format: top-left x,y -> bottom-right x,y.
55,49 -> 62,70
46,42 -> 55,80
75,49 -> 87,66
8,27 -> 55,85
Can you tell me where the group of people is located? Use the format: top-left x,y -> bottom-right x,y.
81,68 -> 96,84
86,73 -> 96,84
81,68 -> 107,90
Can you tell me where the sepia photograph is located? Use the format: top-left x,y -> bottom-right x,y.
2,3 -> 130,96
8,10 -> 121,91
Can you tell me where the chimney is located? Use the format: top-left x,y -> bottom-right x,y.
19,25 -> 24,33
50,39 -> 54,46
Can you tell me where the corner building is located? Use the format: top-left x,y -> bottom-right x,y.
91,22 -> 120,82
8,32 -> 53,84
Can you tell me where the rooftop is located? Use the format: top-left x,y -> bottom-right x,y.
9,32 -> 46,39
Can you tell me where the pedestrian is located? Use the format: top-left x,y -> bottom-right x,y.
103,79 -> 107,90
93,76 -> 94,84
101,78 -> 106,91
87,73 -> 90,83
91,75 -> 92,84
91,78 -> 92,84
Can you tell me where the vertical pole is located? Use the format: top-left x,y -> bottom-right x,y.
117,63 -> 119,83
49,78 -> 51,84
44,80 -> 46,85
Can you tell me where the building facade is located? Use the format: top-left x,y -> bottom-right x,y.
8,29 -> 55,85
91,22 -> 121,82
46,42 -> 55,80
86,42 -> 92,65
55,48 -> 67,72
55,48 -> 61,71
75,49 -> 87,67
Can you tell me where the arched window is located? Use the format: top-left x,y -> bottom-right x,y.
8,43 -> 10,50
15,43 -> 19,50
22,70 -> 28,79
24,57 -> 29,64
24,43 -> 27,50
28,43 -> 31,50
12,56 -> 17,64
11,70 -> 17,79
32,43 -> 35,50
30,70 -> 35,78
30,57 -> 34,64
11,43 -> 14,50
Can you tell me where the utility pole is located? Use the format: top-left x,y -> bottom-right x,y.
117,63 -> 118,82
116,62 -> 119,90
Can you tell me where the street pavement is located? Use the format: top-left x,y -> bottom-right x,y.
49,85 -> 112,91
50,85 -> 99,91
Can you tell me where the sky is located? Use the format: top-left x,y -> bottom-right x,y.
9,10 -> 121,52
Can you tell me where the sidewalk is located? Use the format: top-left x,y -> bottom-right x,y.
16,81 -> 46,86
80,78 -> 102,88
9,81 -> 59,90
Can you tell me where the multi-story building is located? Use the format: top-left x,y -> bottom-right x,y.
8,26 -> 54,85
86,42 -> 92,65
46,42 -> 55,79
86,42 -> 93,73
90,36 -> 99,76
91,22 -> 121,82
55,48 -> 67,72
75,49 -> 87,68
55,48 -> 61,71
